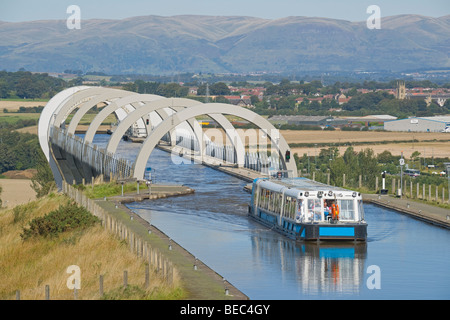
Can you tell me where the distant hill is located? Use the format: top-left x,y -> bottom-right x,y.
0,14 -> 449,74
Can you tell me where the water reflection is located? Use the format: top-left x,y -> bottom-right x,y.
250,234 -> 367,296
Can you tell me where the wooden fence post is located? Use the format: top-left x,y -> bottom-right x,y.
417,183 -> 419,199
99,275 -> 104,297
145,264 -> 150,289
123,271 -> 128,288
410,181 -> 413,198
45,285 -> 50,300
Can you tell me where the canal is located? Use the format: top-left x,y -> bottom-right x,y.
95,135 -> 450,299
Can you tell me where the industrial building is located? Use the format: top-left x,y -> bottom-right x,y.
384,116 -> 450,132
268,115 -> 347,127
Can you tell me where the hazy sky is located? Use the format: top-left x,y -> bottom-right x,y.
0,0 -> 449,22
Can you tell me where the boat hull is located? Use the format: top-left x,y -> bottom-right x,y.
250,208 -> 367,242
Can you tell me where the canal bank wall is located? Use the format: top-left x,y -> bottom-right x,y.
62,181 -> 248,300
363,194 -> 450,229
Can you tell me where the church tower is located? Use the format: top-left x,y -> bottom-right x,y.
396,80 -> 406,100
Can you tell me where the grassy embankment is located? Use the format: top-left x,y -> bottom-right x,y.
0,192 -> 186,300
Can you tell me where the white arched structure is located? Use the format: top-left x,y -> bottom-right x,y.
41,87 -> 297,187
53,87 -> 119,129
66,89 -> 134,134
84,93 -> 166,143
38,86 -> 89,161
81,96 -> 246,163
104,98 -> 246,166
132,103 -> 296,179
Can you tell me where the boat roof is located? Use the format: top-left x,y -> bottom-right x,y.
257,177 -> 352,193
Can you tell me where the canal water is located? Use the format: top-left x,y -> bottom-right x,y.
94,135 -> 450,300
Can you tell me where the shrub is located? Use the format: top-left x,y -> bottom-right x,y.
21,201 -> 99,240
13,202 -> 38,224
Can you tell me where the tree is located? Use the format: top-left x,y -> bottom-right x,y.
377,150 -> 395,164
250,95 -> 260,105
210,82 -> 230,95
0,79 -> 8,98
342,146 -> 359,185
411,151 -> 421,169
357,148 -> 379,189
330,157 -> 346,186
30,150 -> 56,198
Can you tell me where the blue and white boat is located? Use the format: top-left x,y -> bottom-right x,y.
248,177 -> 367,241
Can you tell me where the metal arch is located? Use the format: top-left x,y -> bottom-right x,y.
105,98 -> 202,153
39,86 -> 89,161
105,98 -> 198,150
104,98 -> 246,167
53,87 -> 120,129
132,103 -> 297,179
66,89 -> 134,135
83,93 -> 165,143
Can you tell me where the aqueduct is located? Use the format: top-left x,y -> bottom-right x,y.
39,86 -> 297,188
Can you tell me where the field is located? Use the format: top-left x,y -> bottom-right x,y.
0,100 -> 116,135
0,179 -> 36,208
0,100 -> 47,112
280,130 -> 448,145
203,128 -> 450,158
281,130 -> 450,158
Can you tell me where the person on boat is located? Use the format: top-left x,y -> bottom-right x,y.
296,200 -> 303,222
324,200 -> 331,220
307,200 -> 315,221
331,202 -> 340,221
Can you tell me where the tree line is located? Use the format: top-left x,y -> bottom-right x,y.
0,71 -> 67,99
295,146 -> 449,191
0,129 -> 41,173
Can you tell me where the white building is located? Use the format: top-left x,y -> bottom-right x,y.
384,115 -> 450,132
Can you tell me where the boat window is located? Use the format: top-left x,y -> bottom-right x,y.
259,188 -> 268,209
269,192 -> 275,212
295,199 -> 303,222
290,199 -> 297,219
307,199 -> 322,222
338,199 -> 355,221
274,193 -> 282,214
284,196 -> 297,220
265,190 -> 270,210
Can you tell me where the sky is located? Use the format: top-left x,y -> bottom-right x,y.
0,0 -> 449,22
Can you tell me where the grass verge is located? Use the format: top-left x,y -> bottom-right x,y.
0,193 -> 186,300
74,181 -> 140,199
